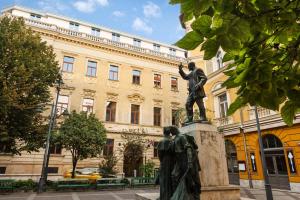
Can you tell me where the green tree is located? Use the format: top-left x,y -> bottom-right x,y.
98,153 -> 119,175
58,111 -> 106,178
0,17 -> 60,154
170,0 -> 300,125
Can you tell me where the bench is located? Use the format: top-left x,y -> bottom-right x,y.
131,177 -> 156,188
0,179 -> 15,192
56,179 -> 91,190
96,178 -> 126,190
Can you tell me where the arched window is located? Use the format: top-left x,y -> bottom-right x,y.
262,134 -> 283,149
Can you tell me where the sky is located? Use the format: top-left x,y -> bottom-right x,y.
0,0 -> 185,44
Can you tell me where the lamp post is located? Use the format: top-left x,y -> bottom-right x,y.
254,106 -> 273,200
37,77 -> 62,193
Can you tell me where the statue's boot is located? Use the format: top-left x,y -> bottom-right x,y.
199,110 -> 208,122
184,116 -> 193,124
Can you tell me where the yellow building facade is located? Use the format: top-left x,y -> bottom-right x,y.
0,6 -> 188,180
189,44 -> 300,192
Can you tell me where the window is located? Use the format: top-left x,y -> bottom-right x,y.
153,107 -> 161,126
91,27 -> 100,37
216,51 -> 223,70
62,56 -> 74,72
153,142 -> 159,158
112,33 -> 120,42
133,38 -> 141,47
69,22 -> 79,31
153,44 -> 160,52
0,167 -> 6,174
171,77 -> 178,91
169,48 -> 176,56
218,93 -> 228,118
30,13 -> 41,20
263,135 -> 283,149
47,167 -> 59,174
172,109 -> 178,126
57,95 -> 69,115
154,74 -> 161,88
132,70 -> 141,85
87,61 -> 97,77
131,104 -> 140,124
82,98 -> 94,114
106,101 -> 116,122
109,65 -> 119,81
50,144 -> 62,154
103,139 -> 114,156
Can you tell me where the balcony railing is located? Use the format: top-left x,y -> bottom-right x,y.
249,107 -> 276,120
24,18 -> 186,62
214,117 -> 231,127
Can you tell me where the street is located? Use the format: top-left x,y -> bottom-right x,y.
0,188 -> 299,200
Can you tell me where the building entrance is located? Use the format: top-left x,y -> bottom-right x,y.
123,143 -> 143,177
225,140 -> 240,185
263,134 -> 290,190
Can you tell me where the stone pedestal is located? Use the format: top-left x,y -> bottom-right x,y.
180,123 -> 240,200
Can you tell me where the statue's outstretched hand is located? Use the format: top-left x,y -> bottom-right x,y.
178,62 -> 183,71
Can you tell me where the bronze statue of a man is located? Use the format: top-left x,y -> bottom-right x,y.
179,62 -> 207,124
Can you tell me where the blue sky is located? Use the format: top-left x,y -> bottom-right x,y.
0,0 -> 185,44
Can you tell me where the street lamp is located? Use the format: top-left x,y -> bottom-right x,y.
254,106 -> 273,200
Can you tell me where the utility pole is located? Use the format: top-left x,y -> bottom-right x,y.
254,106 -> 273,200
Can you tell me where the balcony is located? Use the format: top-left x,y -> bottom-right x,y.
23,18 -> 186,63
249,107 -> 276,120
214,117 -> 232,127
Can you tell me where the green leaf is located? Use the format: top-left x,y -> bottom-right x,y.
169,0 -> 185,4
222,52 -> 234,62
175,31 -> 204,50
234,68 -> 249,84
281,101 -> 296,126
191,15 -> 212,36
227,97 -> 246,116
201,37 -> 219,59
198,0 -> 213,14
212,14 -> 223,28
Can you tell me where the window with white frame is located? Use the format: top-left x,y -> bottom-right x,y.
112,33 -> 120,42
154,74 -> 161,88
30,13 -> 41,20
62,56 -> 74,72
69,22 -> 79,31
82,98 -> 94,114
57,95 -> 69,115
218,93 -> 228,118
91,27 -> 100,37
133,38 -> 141,47
109,65 -> 119,80
169,48 -> 176,56
132,70 -> 141,84
171,77 -> 178,91
87,60 -> 97,77
153,44 -> 160,52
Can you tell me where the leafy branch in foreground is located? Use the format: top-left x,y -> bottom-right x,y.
170,0 -> 300,126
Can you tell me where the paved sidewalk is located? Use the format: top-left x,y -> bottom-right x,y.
0,188 -> 299,200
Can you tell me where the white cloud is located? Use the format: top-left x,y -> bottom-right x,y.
132,17 -> 153,34
112,10 -> 125,17
73,0 -> 109,13
143,1 -> 161,18
38,0 -> 68,13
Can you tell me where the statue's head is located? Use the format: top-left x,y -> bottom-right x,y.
163,126 -> 179,136
188,62 -> 196,71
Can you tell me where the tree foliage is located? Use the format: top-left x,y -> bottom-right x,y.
0,17 -> 60,154
170,0 -> 300,126
58,111 -> 106,178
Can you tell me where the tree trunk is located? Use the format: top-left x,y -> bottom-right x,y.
72,157 -> 78,179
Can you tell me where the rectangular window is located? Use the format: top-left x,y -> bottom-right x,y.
103,139 -> 114,156
91,27 -> 100,37
132,70 -> 141,85
30,13 -> 41,20
169,48 -> 176,56
131,104 -> 140,124
218,93 -> 228,118
153,107 -> 161,126
62,56 -> 74,72
82,98 -> 94,114
57,95 -> 69,115
109,65 -> 119,81
154,74 -> 161,88
106,101 -> 116,122
50,144 -> 62,155
153,142 -> 159,158
112,33 -> 120,42
171,77 -> 178,91
69,22 -> 79,31
0,167 -> 6,174
87,60 -> 97,77
172,109 -> 178,126
47,167 -> 59,174
133,38 -> 141,47
153,44 -> 160,52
